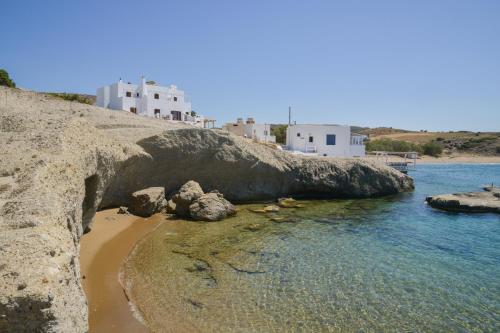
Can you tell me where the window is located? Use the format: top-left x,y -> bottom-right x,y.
136,92 -> 139,97
326,134 -> 336,145
126,91 -> 132,97
154,93 -> 159,99
264,130 -> 268,135
309,136 -> 314,143
154,109 -> 160,115
296,132 -> 301,137
130,107 -> 137,113
173,96 -> 178,102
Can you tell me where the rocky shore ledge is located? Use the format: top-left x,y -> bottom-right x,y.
0,87 -> 413,332
426,186 -> 500,213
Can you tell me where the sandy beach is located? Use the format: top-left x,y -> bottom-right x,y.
80,209 -> 166,333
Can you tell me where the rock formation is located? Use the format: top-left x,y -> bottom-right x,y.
426,187 -> 500,213
0,87 -> 413,332
168,181 -> 236,221
189,192 -> 236,221
170,181 -> 204,217
128,187 -> 166,217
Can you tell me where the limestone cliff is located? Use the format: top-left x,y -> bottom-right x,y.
0,87 -> 413,332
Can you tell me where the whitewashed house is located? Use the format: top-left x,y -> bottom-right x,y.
96,77 -> 210,127
286,124 -> 365,157
223,118 -> 276,143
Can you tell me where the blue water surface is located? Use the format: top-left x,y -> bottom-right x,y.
129,164 -> 500,332
253,164 -> 500,332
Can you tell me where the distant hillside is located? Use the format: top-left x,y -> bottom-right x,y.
362,128 -> 500,156
351,126 -> 410,136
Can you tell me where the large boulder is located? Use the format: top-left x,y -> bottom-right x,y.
189,193 -> 236,221
129,187 -> 166,217
171,181 -> 204,217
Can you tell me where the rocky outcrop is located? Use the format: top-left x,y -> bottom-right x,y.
170,181 -> 204,217
101,128 -> 414,206
129,187 -> 166,217
168,181 -> 236,221
0,87 -> 413,332
426,187 -> 500,213
189,193 -> 236,221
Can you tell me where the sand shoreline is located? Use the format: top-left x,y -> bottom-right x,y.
80,209 -> 166,332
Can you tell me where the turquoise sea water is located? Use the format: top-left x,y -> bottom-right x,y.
126,164 -> 500,332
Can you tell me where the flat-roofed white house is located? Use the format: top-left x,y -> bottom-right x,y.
286,124 -> 365,157
96,77 -> 210,127
222,118 -> 276,143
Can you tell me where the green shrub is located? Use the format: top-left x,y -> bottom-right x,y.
46,93 -> 93,105
365,138 -> 422,153
496,146 -> 500,155
271,125 -> 288,144
366,138 -> 443,157
422,142 -> 443,157
0,69 -> 16,88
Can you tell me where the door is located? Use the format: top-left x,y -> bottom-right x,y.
171,111 -> 182,121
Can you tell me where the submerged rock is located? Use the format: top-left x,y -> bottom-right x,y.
264,205 -> 280,212
189,193 -> 236,221
426,187 -> 500,213
278,198 -> 304,208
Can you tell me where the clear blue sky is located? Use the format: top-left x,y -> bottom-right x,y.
1,0 -> 499,131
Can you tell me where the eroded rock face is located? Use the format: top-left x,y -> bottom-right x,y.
171,181 -> 204,217
189,193 -> 236,221
129,187 -> 166,217
0,87 -> 413,332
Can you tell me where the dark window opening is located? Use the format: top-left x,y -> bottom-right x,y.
171,110 -> 182,121
130,107 -> 137,114
173,96 -> 178,102
296,133 -> 301,137
154,93 -> 159,99
309,136 -> 314,143
136,92 -> 139,97
126,91 -> 132,97
154,108 -> 160,115
326,134 -> 336,145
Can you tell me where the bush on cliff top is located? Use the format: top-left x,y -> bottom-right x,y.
46,93 -> 94,105
0,69 -> 16,88
366,138 -> 423,154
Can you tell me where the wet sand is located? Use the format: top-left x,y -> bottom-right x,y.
80,209 -> 166,333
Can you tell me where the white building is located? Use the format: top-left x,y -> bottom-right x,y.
286,124 -> 365,157
96,77 -> 210,127
222,118 -> 276,143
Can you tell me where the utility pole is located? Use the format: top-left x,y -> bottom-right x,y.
288,106 -> 291,125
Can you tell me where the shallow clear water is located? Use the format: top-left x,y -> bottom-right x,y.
125,164 -> 500,332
